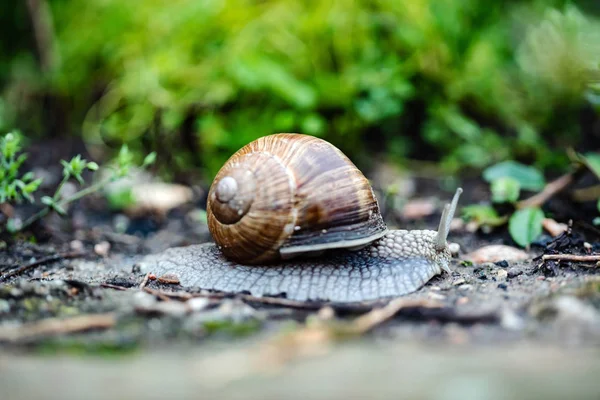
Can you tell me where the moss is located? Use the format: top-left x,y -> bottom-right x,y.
202,319 -> 262,338
34,338 -> 140,357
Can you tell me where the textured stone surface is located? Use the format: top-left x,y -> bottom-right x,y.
139,230 -> 448,302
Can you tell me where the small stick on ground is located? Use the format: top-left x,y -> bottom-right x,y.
100,283 -> 130,291
517,172 -> 575,209
0,313 -> 116,343
139,272 -> 150,289
0,251 -> 85,282
349,298 -> 442,334
238,294 -> 338,310
136,287 -> 367,311
542,254 -> 600,265
143,287 -> 172,302
147,289 -> 193,301
135,287 -> 438,313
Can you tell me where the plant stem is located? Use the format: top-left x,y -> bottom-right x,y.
52,174 -> 70,201
16,175 -> 116,233
17,207 -> 50,232
57,178 -> 114,206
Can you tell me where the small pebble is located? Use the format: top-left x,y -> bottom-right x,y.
537,276 -> 546,281
70,240 -> 84,252
449,218 -> 465,232
500,309 -> 524,331
473,267 -> 487,280
584,242 -> 592,251
131,263 -> 142,274
497,283 -> 508,290
453,278 -> 466,286
497,269 -> 508,279
0,299 -> 10,314
186,297 -> 210,312
448,242 -> 461,256
429,286 -> 441,291
507,267 -> 522,279
458,284 -> 472,291
464,245 -> 529,263
401,198 -> 436,220
113,214 -> 131,234
429,292 -> 446,301
132,291 -> 157,309
317,306 -> 335,320
494,260 -> 509,269
456,297 -> 469,305
152,301 -> 189,317
94,241 -> 111,257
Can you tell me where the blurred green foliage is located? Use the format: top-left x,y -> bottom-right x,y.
1,0 -> 599,178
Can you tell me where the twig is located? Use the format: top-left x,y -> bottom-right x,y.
572,184 -> 600,202
348,298 -> 442,334
542,254 -> 600,265
142,287 -> 172,302
100,283 -> 129,291
517,172 -> 575,209
0,251 -> 85,282
238,294 -> 336,310
129,286 -> 442,315
139,272 -> 150,289
0,313 -> 116,343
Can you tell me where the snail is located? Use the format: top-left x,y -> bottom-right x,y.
140,134 -> 462,303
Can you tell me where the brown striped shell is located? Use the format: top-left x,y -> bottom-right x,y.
206,134 -> 388,264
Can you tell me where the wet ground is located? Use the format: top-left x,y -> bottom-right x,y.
1,145 -> 600,399
1,214 -> 600,399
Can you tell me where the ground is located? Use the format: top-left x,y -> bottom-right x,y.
1,146 -> 600,399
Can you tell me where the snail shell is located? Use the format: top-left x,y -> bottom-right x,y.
207,134 -> 387,264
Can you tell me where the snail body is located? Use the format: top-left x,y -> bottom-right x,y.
141,134 -> 462,303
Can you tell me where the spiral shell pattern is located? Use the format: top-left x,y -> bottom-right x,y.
207,134 -> 387,264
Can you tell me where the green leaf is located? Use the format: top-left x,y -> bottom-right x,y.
6,218 -> 21,233
41,196 -> 55,206
1,132 -> 21,158
142,152 -> 156,167
21,172 -> 34,182
86,162 -> 99,171
105,188 -> 136,210
491,177 -> 521,203
73,173 -> 85,185
581,153 -> 600,180
483,161 -> 546,191
301,114 -> 326,136
52,203 -> 67,215
509,207 -> 545,248
462,204 -> 506,227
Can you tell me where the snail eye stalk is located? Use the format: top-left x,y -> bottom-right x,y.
434,188 -> 463,251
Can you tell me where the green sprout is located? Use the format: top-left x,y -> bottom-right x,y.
0,131 -> 156,234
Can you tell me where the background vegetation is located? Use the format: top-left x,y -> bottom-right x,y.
1,0 -> 599,180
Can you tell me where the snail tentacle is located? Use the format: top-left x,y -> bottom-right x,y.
434,188 -> 463,252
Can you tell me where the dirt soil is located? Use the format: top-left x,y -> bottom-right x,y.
1,145 -> 600,399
